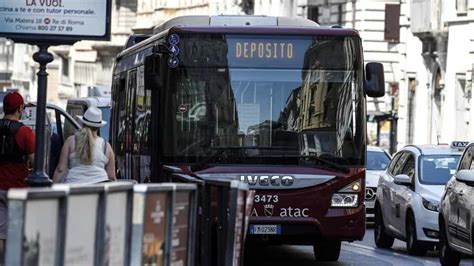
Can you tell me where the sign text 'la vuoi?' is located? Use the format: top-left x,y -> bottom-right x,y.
0,0 -> 112,43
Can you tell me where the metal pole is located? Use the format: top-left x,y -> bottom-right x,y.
25,45 -> 53,187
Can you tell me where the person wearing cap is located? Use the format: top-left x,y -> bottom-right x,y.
0,91 -> 35,261
52,106 -> 116,184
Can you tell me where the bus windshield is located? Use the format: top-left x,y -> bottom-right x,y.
161,34 -> 366,166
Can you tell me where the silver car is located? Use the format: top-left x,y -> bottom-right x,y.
366,146 -> 391,223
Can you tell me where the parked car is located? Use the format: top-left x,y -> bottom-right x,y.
374,143 -> 462,255
439,141 -> 473,265
66,96 -> 111,142
1,102 -> 81,177
366,146 -> 391,223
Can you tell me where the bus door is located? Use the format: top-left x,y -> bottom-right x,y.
135,65 -> 152,182
124,69 -> 137,180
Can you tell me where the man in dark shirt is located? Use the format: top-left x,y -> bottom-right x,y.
0,92 -> 35,262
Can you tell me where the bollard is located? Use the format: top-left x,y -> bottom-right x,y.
5,188 -> 68,266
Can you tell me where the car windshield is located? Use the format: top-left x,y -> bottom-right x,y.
367,150 -> 390,170
419,155 -> 460,185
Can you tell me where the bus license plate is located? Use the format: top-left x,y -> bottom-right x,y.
249,225 -> 281,235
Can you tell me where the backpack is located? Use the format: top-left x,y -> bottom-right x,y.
0,119 -> 26,163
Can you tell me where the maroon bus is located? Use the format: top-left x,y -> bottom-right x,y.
111,15 -> 385,262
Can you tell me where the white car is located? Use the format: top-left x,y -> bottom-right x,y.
374,143 -> 462,255
366,146 -> 391,223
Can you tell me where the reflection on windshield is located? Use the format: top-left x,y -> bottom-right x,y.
420,155 -> 460,185
162,34 -> 366,166
367,151 -> 391,170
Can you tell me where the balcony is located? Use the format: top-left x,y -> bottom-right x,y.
410,0 -> 445,35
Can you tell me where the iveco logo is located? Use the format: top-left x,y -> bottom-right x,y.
239,175 -> 294,186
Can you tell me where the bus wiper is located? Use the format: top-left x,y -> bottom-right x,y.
289,155 -> 350,173
191,146 -> 294,172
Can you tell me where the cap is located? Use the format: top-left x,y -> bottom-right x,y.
3,91 -> 24,110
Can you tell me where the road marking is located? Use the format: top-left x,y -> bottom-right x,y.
343,243 -> 439,266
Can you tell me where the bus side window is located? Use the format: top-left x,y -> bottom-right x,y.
126,70 -> 137,153
116,75 -> 129,155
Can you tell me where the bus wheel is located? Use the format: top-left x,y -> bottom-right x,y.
406,212 -> 427,256
313,240 -> 341,261
374,204 -> 394,249
439,218 -> 461,265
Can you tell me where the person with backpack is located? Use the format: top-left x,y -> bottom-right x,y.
52,106 -> 116,184
0,91 -> 36,261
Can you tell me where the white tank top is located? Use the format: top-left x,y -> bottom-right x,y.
63,137 -> 109,184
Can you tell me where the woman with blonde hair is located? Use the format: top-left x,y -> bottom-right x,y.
53,107 -> 116,183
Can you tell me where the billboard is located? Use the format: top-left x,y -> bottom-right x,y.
0,0 -> 111,42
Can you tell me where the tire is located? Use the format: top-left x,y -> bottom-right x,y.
313,240 -> 341,261
406,213 -> 427,256
439,218 -> 461,266
374,204 -> 395,249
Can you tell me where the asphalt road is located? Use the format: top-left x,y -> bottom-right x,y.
244,229 -> 474,266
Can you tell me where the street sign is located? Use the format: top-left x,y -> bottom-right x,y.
0,0 -> 112,42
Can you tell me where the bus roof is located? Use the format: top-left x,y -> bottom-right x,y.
153,15 -> 319,34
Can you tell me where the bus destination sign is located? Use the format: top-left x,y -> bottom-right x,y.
0,0 -> 112,42
226,35 -> 312,68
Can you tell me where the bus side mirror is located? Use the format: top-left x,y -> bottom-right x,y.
365,62 -> 385,98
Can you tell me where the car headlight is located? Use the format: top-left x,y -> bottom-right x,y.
422,197 -> 439,212
331,194 -> 358,207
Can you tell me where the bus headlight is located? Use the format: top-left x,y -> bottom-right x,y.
331,194 -> 358,208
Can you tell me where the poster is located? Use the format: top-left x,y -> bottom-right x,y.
104,192 -> 128,266
0,0 -> 110,41
170,191 -> 190,266
64,194 -> 99,265
142,192 -> 168,266
23,199 -> 59,266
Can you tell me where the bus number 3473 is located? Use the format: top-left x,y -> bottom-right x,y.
254,195 -> 279,203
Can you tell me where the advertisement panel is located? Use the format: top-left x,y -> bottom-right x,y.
142,192 -> 168,265
23,199 -> 60,266
170,191 -> 191,266
63,194 -> 99,265
104,192 -> 128,266
0,0 -> 111,42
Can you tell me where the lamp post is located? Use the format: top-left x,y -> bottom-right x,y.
24,45 -> 53,187
5,40 -> 11,84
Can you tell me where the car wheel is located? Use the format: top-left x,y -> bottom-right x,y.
313,240 -> 341,261
439,218 -> 461,266
406,213 -> 427,256
374,204 -> 394,249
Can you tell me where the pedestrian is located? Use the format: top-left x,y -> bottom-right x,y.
0,91 -> 35,262
53,106 -> 116,184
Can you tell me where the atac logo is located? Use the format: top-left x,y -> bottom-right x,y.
239,175 -> 294,186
